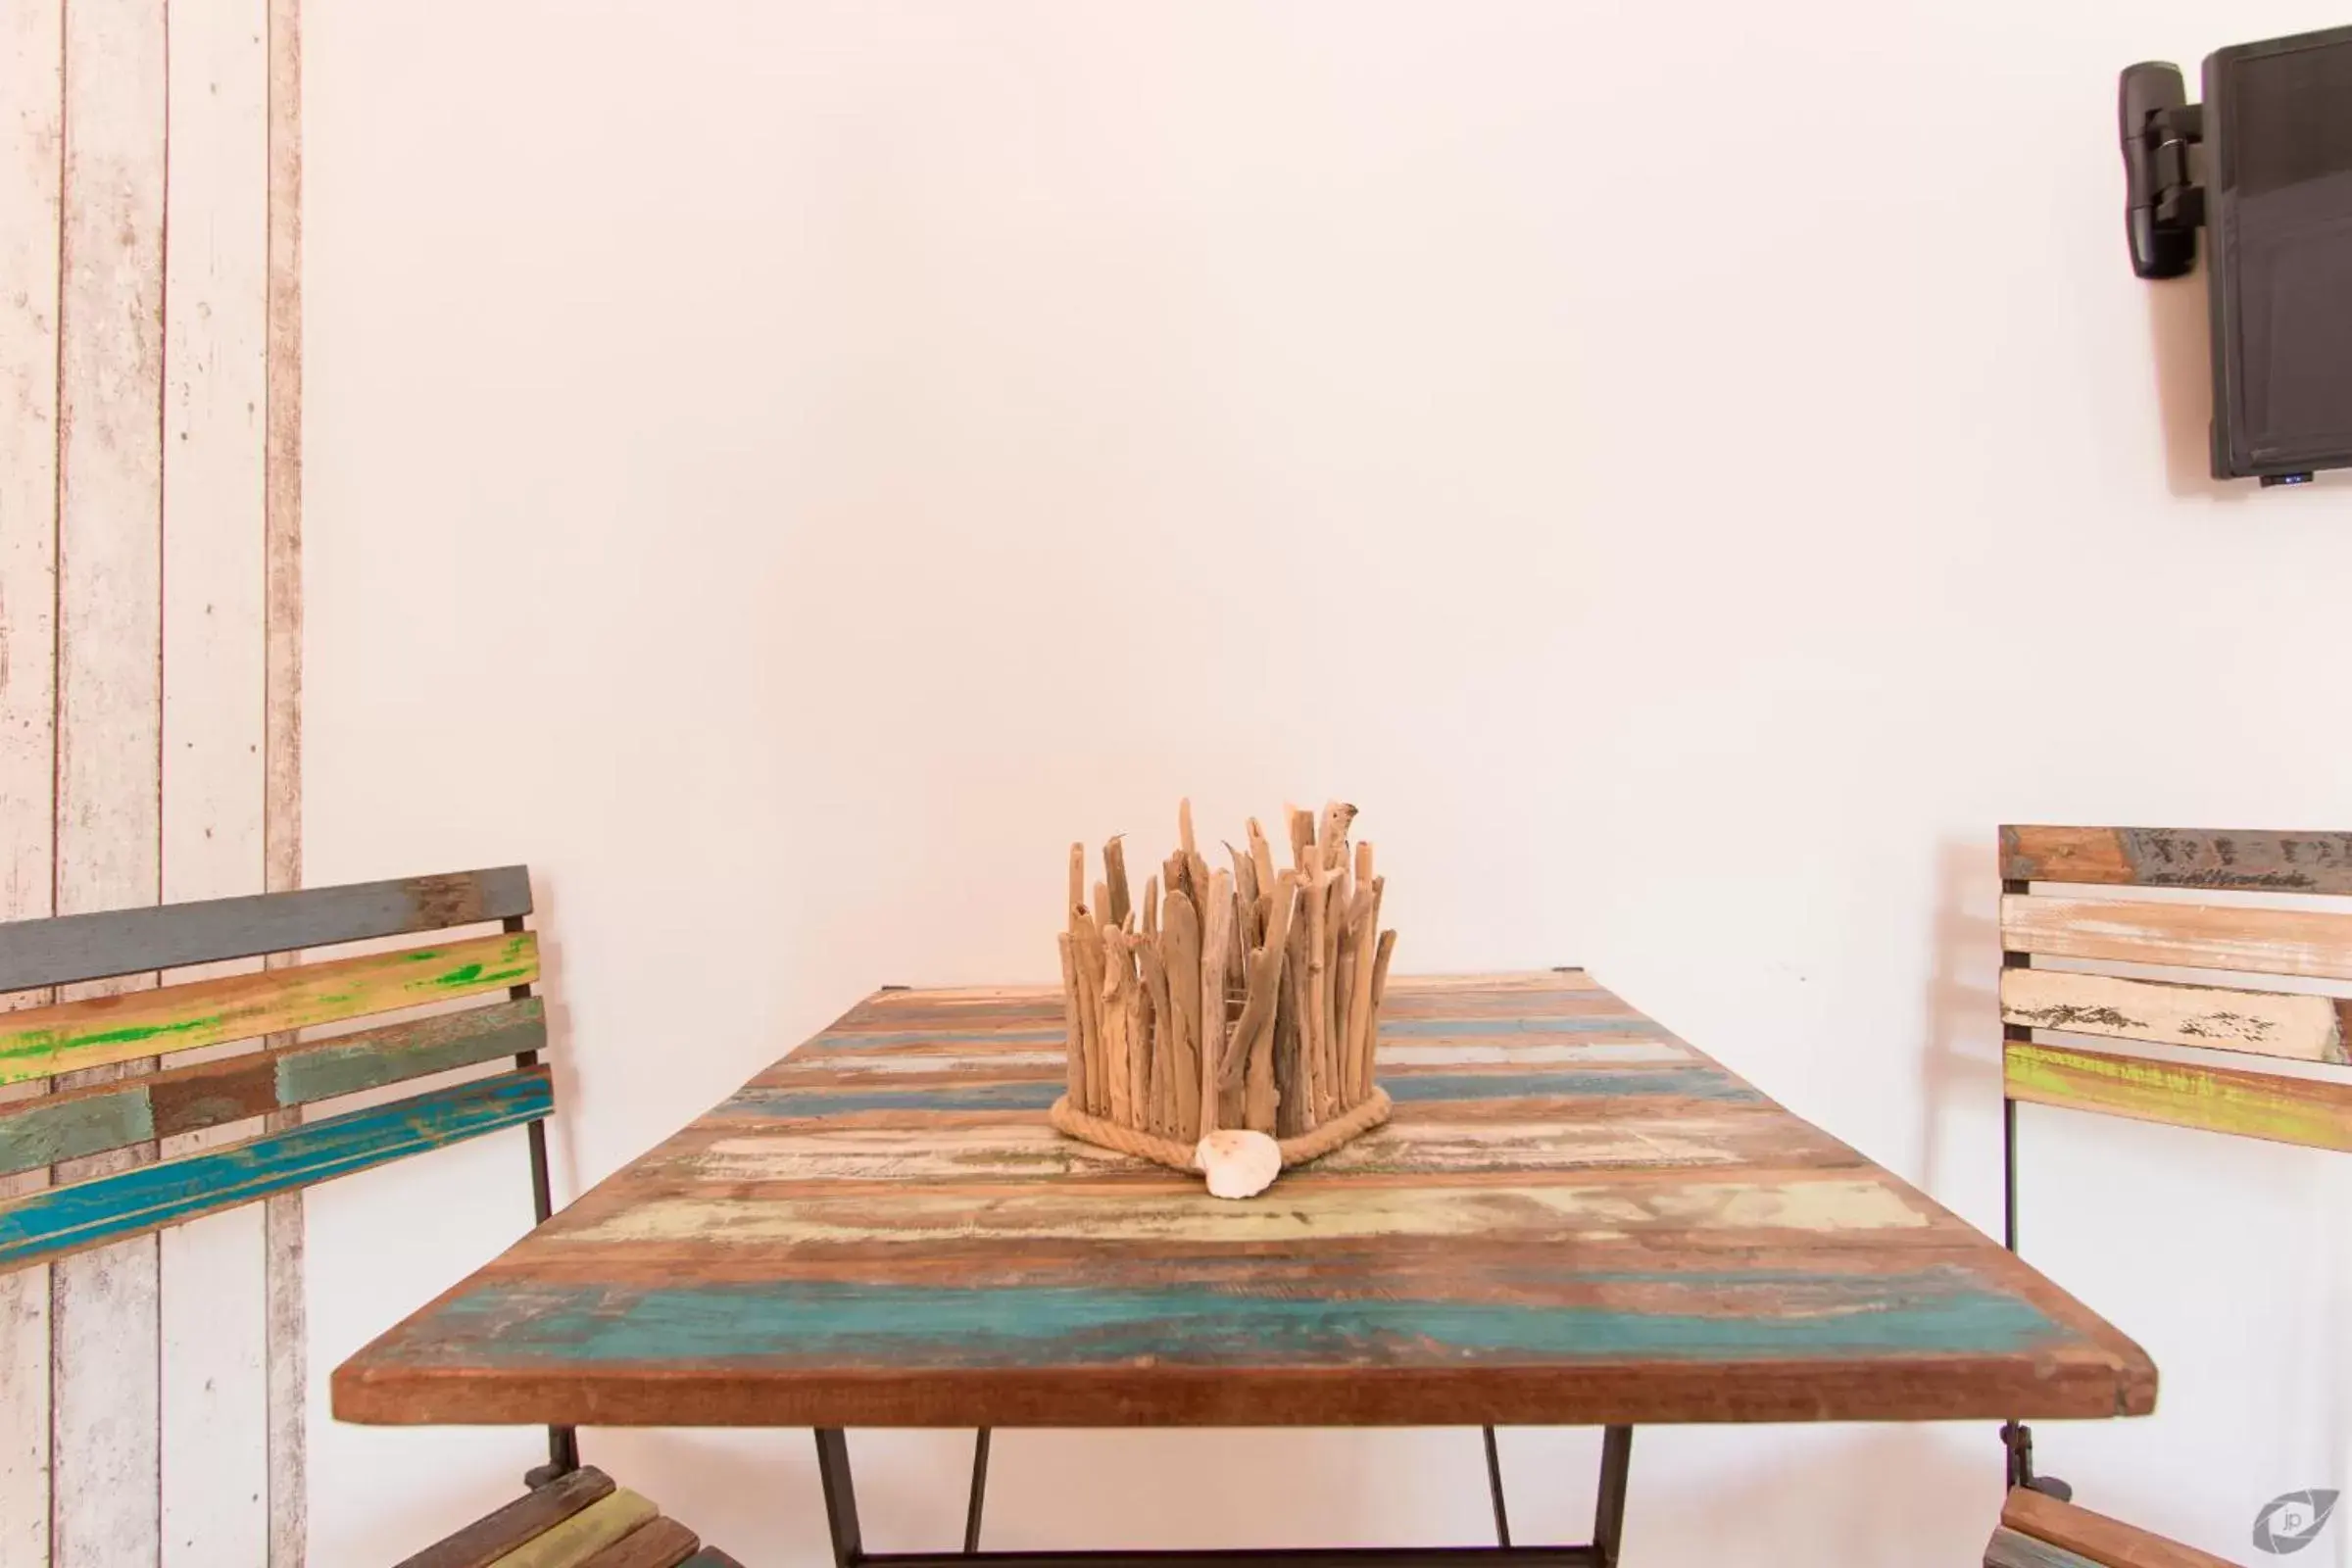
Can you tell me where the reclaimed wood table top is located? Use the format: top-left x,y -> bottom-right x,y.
332,971 -> 2155,1429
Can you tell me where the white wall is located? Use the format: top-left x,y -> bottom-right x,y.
302,3 -> 2352,1563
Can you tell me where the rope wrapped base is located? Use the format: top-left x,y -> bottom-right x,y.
1050,1088 -> 1393,1179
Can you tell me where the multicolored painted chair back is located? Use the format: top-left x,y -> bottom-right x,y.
0,867 -> 552,1274
2000,825 -> 2352,1151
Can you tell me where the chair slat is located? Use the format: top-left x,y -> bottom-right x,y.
579,1518 -> 699,1568
0,1067 -> 552,1275
2003,826 -> 2352,896
396,1467 -> 617,1568
2007,1042 -> 2352,1153
1986,1526 -> 2102,1568
2001,895 -> 2352,983
0,998 -> 547,1179
2002,1487 -> 2244,1568
0,865 -> 532,992
0,929 -> 538,1087
486,1491 -> 660,1568
2000,968 -> 2351,1066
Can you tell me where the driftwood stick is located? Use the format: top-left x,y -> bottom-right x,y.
1367,925 -> 1397,1096
1103,837 -> 1132,929
1229,844 -> 1259,943
1248,818 -> 1278,902
1220,881 -> 1249,1128
1161,889 -> 1202,1140
1302,864 -> 1337,1123
1238,880 -> 1298,1130
1100,930 -> 1135,1127
1124,949 -> 1152,1132
1178,798 -> 1199,861
1142,875 -> 1159,942
1333,937 -> 1358,1112
1288,807 -> 1317,872
1057,932 -> 1088,1111
1275,921 -> 1308,1136
1068,843 -> 1087,917
1347,878 -> 1384,1102
1196,870 -> 1234,1136
1223,874 -> 1298,1085
1070,915 -> 1108,1118
1162,851 -> 1189,910
1139,936 -> 1173,1136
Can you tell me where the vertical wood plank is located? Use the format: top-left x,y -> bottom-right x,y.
53,0 -> 169,1563
0,0 -> 63,1559
261,0 -> 305,1557
159,0 -> 270,1558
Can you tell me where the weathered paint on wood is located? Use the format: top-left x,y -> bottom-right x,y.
2007,1041 -> 2352,1153
2004,824 -> 2352,897
53,0 -> 172,1557
2000,895 -> 2352,982
0,929 -> 540,1085
261,0 -> 305,1535
1984,1527 -> 2101,1568
0,1 -> 60,1547
2001,1486 -> 2241,1568
577,1519 -> 700,1568
483,1491 -> 660,1568
0,998 -> 545,1178
160,1 -> 274,1548
333,973 -> 2154,1431
0,1068 -> 553,1275
1999,967 -> 2350,1066
395,1467 -> 617,1568
0,864 -> 533,992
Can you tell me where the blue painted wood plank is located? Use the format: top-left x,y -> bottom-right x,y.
393,1266 -> 2066,1371
0,1067 -> 551,1273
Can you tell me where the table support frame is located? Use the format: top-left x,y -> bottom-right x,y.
812,1426 -> 1635,1568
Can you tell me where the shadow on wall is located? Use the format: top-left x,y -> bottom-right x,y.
2145,271 -> 2236,502
1918,837 -> 2001,1223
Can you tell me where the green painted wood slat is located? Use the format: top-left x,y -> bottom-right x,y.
0,864 -> 532,992
0,997 -> 547,1178
0,928 -> 538,1086
0,1067 -> 552,1275
1984,1527 -> 2103,1568
396,1467 -> 618,1568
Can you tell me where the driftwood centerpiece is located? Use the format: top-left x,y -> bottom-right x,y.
1051,800 -> 1396,1198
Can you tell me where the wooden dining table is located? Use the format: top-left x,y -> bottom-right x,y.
335,969 -> 2154,1568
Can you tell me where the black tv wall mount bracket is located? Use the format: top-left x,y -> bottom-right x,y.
2121,63 -> 2206,278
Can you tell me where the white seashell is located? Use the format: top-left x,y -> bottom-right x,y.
1195,1129 -> 1282,1200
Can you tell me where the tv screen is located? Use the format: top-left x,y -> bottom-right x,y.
2206,25 -> 2352,480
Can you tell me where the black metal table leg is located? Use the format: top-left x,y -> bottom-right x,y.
1480,1429 -> 1510,1548
1591,1429 -> 1631,1567
817,1428 -> 865,1568
966,1430 -> 994,1553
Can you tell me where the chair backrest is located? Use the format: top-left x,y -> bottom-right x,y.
0,867 -> 552,1274
2000,825 -> 2352,1152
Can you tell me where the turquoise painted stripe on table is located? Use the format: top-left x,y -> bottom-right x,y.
0,1070 -> 551,1271
403,1269 -> 2063,1368
1384,1067 -> 1758,1104
1376,1017 -> 1665,1038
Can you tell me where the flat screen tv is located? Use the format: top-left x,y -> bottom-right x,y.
2205,25 -> 2352,481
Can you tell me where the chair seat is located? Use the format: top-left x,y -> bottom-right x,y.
395,1466 -> 744,1568
1988,1487 -> 2244,1568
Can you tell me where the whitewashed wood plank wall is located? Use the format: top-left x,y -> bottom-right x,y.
0,0 -> 303,1562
